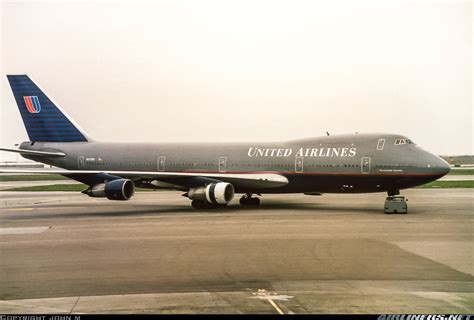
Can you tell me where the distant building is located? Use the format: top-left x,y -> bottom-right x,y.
440,155 -> 474,167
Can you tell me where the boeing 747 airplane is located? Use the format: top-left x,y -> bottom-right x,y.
1,75 -> 450,213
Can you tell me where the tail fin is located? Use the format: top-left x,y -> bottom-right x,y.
7,75 -> 89,142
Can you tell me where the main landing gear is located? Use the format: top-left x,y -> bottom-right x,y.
190,194 -> 261,209
239,194 -> 260,206
384,190 -> 407,214
191,200 -> 227,209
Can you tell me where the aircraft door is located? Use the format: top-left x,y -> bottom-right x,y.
77,156 -> 85,169
361,157 -> 371,174
219,156 -> 227,173
295,156 -> 304,173
376,138 -> 385,150
157,156 -> 166,171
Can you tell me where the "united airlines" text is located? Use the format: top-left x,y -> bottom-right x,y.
247,147 -> 357,158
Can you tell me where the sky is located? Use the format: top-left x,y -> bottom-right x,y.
0,0 -> 472,162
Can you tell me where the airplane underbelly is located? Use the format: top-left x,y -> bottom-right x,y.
234,174 -> 443,194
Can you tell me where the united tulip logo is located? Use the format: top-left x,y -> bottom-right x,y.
23,96 -> 41,113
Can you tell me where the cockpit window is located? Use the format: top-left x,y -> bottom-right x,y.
395,138 -> 415,145
395,139 -> 404,145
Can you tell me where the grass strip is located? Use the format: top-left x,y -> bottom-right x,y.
0,174 -> 69,181
2,184 -> 158,192
447,169 -> 474,175
416,180 -> 474,188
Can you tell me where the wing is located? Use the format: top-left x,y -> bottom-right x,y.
0,169 -> 289,189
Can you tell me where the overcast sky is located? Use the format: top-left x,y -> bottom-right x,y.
1,0 -> 472,161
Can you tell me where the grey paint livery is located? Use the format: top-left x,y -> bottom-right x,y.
17,132 -> 449,195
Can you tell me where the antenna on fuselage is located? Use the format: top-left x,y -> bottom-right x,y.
326,132 -> 330,136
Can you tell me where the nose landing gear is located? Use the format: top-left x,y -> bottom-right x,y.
240,194 -> 260,206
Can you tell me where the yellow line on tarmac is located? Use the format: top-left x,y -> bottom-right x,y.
266,297 -> 284,315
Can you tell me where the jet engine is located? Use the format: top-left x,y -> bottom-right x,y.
187,182 -> 235,205
84,178 -> 135,200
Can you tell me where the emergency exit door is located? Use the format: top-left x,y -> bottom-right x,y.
77,156 -> 84,169
295,156 -> 304,173
361,157 -> 371,174
219,156 -> 227,173
157,156 -> 166,171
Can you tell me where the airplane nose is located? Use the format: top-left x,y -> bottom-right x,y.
430,155 -> 451,177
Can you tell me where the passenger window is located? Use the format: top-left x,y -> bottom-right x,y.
377,138 -> 385,150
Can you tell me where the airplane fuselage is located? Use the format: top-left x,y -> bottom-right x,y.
20,133 -> 449,195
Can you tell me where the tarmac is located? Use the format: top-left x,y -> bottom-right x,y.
0,189 -> 473,314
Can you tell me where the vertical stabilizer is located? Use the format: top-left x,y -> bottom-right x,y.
7,75 -> 89,142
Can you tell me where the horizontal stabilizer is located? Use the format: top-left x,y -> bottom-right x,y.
0,148 -> 65,157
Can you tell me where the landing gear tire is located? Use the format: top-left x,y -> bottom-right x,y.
240,195 -> 260,206
191,200 -> 227,210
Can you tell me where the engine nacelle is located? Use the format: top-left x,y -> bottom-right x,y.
187,182 -> 235,205
85,178 -> 135,201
